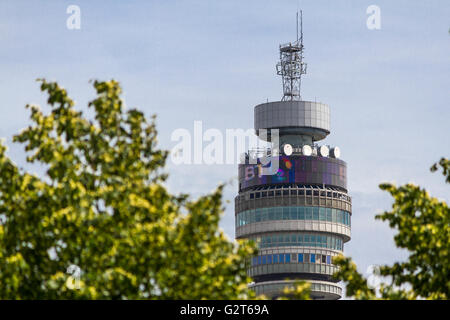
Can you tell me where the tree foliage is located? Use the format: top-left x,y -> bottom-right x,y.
334,158 -> 450,299
0,80 -> 262,299
278,281 -> 311,300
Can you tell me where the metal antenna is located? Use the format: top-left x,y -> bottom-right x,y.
300,10 -> 303,45
276,10 -> 307,101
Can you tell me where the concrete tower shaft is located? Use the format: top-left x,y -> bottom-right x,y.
235,12 -> 351,300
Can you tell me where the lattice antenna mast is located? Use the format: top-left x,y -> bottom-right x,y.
276,10 -> 307,101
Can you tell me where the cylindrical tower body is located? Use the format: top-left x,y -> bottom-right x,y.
235,100 -> 351,300
235,14 -> 351,299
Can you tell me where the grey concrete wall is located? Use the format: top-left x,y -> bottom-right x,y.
254,100 -> 330,133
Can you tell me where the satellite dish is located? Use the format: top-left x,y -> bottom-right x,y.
283,144 -> 293,156
319,145 -> 329,157
331,147 -> 341,159
302,145 -> 312,156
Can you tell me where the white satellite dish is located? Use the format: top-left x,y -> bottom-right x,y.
319,145 -> 329,157
302,145 -> 312,156
283,144 -> 293,156
331,147 -> 341,159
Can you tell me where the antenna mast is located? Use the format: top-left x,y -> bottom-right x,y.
276,10 -> 307,101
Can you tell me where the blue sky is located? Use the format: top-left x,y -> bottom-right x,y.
1,0 -> 449,291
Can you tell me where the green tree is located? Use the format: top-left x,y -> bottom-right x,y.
334,158 -> 450,300
0,79 -> 262,299
278,281 -> 311,300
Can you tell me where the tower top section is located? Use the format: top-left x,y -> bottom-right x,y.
276,11 -> 307,101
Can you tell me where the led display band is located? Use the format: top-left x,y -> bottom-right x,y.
238,155 -> 347,191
